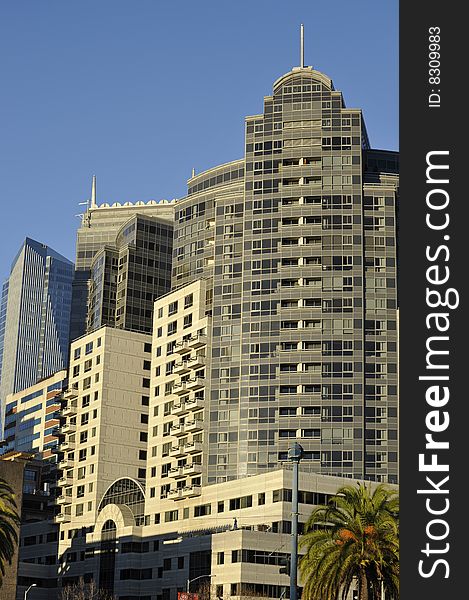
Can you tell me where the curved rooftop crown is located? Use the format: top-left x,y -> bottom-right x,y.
273,66 -> 334,93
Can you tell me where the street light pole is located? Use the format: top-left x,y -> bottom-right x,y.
288,442 -> 304,600
24,584 -> 37,599
187,574 -> 216,593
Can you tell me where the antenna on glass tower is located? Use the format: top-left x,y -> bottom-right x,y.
300,24 -> 304,68
90,175 -> 97,208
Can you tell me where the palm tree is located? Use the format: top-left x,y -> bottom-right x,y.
0,477 -> 21,587
299,482 -> 399,600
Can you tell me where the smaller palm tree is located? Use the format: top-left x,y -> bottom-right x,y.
299,482 -> 399,600
0,477 -> 21,587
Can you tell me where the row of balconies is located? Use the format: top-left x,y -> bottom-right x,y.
169,440 -> 203,458
168,463 -> 202,479
170,418 -> 203,437
167,484 -> 202,500
174,333 -> 208,354
171,396 -> 204,416
172,377 -> 205,395
173,354 -> 206,374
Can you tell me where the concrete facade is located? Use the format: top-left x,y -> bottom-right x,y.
57,327 -> 153,574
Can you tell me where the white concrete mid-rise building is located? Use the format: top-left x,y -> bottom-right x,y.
57,326 -> 153,569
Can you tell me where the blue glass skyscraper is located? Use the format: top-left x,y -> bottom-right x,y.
0,238 -> 74,431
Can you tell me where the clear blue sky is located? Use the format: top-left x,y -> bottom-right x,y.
0,0 -> 398,279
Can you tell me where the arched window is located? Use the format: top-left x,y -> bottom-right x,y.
98,478 -> 145,525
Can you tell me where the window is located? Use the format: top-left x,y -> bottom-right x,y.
229,495 -> 253,510
167,321 -> 177,336
168,301 -> 178,316
144,343 -> 152,353
74,348 -> 81,360
194,503 -> 211,517
165,510 -> 178,523
140,414 -> 149,424
163,556 -> 176,571
184,294 -> 193,309
143,360 -> 151,371
141,395 -> 149,406
85,342 -> 93,355
183,314 -> 193,329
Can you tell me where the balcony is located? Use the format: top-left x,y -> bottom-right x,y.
59,440 -> 75,452
183,463 -> 202,477
168,467 -> 185,480
189,334 -> 207,349
62,389 -> 78,400
170,423 -> 186,437
181,485 -> 202,498
54,513 -> 71,524
174,340 -> 191,354
185,378 -> 205,391
58,459 -> 74,470
62,403 -> 77,417
185,397 -> 205,412
185,419 -> 204,434
187,354 -> 206,369
169,445 -> 186,458
171,402 -> 189,417
57,477 -> 73,488
61,423 -> 76,434
167,488 -> 183,500
184,441 -> 203,455
174,360 -> 191,375
172,381 -> 189,395
57,495 -> 72,506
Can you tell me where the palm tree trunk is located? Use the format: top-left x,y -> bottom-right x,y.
358,569 -> 369,600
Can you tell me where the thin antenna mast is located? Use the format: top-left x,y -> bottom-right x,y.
91,175 -> 97,208
300,24 -> 304,68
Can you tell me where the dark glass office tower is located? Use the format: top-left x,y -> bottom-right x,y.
171,65 -> 399,484
87,213 -> 173,334
70,194 -> 175,341
0,238 -> 74,429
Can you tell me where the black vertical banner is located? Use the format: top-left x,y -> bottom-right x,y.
400,4 -> 465,599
